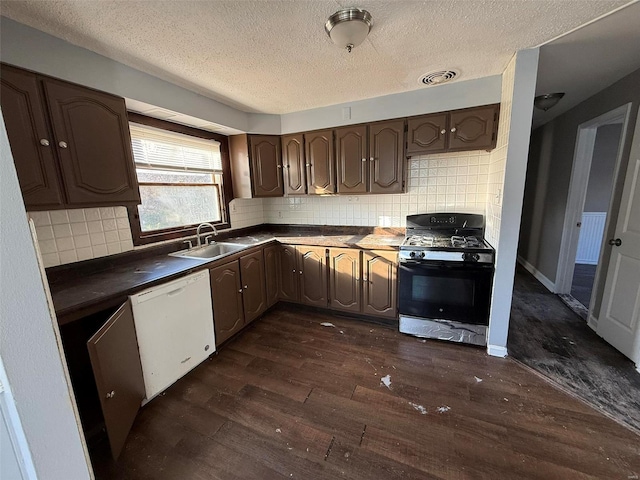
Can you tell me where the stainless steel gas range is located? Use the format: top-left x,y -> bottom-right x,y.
398,213 -> 495,346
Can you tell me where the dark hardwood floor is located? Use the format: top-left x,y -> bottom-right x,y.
92,305 -> 640,479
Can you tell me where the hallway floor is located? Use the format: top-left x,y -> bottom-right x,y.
509,265 -> 640,435
571,263 -> 597,307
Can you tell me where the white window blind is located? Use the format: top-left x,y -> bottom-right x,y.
129,123 -> 222,172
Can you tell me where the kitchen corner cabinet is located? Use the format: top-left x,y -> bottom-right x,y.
304,129 -> 335,195
328,248 -> 361,313
229,134 -> 283,198
336,120 -> 405,194
362,250 -> 398,318
281,133 -> 307,195
278,245 -> 328,307
210,248 -> 267,345
407,104 -> 499,156
0,63 -> 141,210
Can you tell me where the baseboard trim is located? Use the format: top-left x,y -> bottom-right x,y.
487,345 -> 508,358
588,314 -> 598,331
517,256 -> 556,293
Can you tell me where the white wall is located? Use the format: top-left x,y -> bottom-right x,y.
0,112 -> 92,478
486,49 -> 540,356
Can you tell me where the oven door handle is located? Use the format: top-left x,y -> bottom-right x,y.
400,261 -> 493,271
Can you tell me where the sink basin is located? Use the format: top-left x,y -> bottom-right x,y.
169,242 -> 247,260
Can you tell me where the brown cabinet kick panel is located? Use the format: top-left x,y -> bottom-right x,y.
0,64 -> 65,208
239,250 -> 267,323
210,261 -> 245,346
304,129 -> 335,195
297,246 -> 329,307
87,300 -> 145,460
328,248 -> 361,313
406,113 -> 448,155
249,135 -> 284,197
281,134 -> 307,195
362,250 -> 398,318
369,119 -> 406,194
336,125 -> 368,194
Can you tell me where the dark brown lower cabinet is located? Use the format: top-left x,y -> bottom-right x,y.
210,261 -> 244,345
210,248 -> 268,345
240,250 -> 267,323
329,248 -> 361,313
297,246 -> 328,307
264,244 -> 280,308
279,244 -> 299,302
87,300 -> 145,460
362,250 -> 398,318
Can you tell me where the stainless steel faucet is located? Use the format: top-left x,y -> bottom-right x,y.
196,223 -> 218,247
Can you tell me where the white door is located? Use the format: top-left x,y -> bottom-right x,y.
597,111 -> 640,365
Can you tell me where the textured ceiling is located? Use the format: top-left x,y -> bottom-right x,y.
0,0 -> 630,114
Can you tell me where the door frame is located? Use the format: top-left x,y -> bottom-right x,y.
555,103 -> 632,320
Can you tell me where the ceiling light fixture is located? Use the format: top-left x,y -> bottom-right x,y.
325,7 -> 373,53
534,93 -> 565,111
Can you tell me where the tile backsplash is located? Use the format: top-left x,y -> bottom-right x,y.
262,150 -> 491,227
29,206 -> 134,268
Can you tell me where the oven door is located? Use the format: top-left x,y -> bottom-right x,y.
398,261 -> 494,325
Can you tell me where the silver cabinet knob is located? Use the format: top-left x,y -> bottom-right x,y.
305,163 -> 312,167
450,127 -> 457,133
40,139 -> 50,146
244,285 -> 248,289
238,289 -> 243,293
292,269 -> 296,273
370,157 -> 375,161
299,270 -> 303,275
440,129 -> 446,135
277,164 -> 282,169
106,390 -> 115,399
361,158 -> 367,162
58,141 -> 68,148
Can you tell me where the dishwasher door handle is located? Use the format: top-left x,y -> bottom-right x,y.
167,287 -> 186,297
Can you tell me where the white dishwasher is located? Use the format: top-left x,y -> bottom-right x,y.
130,270 -> 215,402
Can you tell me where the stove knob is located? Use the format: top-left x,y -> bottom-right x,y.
418,252 -> 426,259
410,251 -> 416,258
463,253 -> 480,262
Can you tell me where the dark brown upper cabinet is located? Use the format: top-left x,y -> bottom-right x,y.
407,105 -> 499,156
230,134 -> 283,198
87,300 -> 145,460
336,125 -> 367,194
448,105 -> 499,152
281,133 -> 306,195
304,129 -> 335,195
369,119 -> 405,194
406,113 -> 448,155
1,63 -> 140,210
249,135 -> 284,197
0,64 -> 64,208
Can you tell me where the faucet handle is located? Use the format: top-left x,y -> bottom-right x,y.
204,235 -> 215,245
183,240 -> 193,250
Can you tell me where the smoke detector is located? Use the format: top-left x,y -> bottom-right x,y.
419,70 -> 459,86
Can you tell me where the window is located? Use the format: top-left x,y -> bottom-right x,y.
127,114 -> 233,245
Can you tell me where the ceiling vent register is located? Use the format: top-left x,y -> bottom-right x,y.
419,70 -> 459,86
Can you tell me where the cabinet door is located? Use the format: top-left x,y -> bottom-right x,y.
369,119 -> 405,194
249,135 -> 283,197
281,134 -> 306,195
329,248 -> 361,313
362,250 -> 398,318
305,129 -> 335,195
87,300 -> 145,460
406,113 -> 448,155
298,246 -> 328,307
263,244 -> 280,308
448,105 -> 498,151
279,244 -> 299,302
42,78 -> 141,205
210,261 -> 244,345
336,125 -> 367,194
240,250 -> 267,323
0,65 -> 64,208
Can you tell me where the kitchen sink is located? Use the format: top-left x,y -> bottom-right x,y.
169,242 -> 248,260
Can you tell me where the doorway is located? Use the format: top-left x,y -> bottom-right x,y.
570,123 -> 623,308
555,103 -> 632,323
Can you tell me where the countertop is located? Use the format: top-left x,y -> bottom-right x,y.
48,228 -> 403,324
